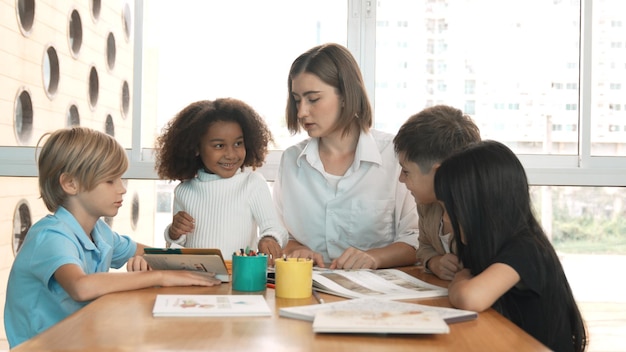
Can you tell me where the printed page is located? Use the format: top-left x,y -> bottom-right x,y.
313,309 -> 449,334
312,268 -> 448,300
152,294 -> 272,317
279,297 -> 477,324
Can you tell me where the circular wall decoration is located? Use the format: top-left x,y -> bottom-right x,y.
89,66 -> 99,108
15,89 -> 34,145
67,104 -> 80,126
12,200 -> 32,255
122,2 -> 132,40
121,80 -> 130,118
91,0 -> 101,21
105,114 -> 115,136
43,46 -> 60,98
106,32 -> 116,70
17,0 -> 35,35
69,9 -> 83,57
131,192 -> 139,230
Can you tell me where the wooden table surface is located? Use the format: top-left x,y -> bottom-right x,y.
12,266 -> 549,351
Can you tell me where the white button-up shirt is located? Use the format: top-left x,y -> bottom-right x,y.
273,129 -> 419,263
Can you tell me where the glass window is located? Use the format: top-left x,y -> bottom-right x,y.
591,0 -> 626,156
140,0 -> 348,151
375,0 -> 582,156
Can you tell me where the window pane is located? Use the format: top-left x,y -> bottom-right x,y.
591,0 -> 626,156
375,0 -> 580,155
141,0 -> 348,150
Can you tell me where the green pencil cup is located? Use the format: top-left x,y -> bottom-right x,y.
231,254 -> 268,292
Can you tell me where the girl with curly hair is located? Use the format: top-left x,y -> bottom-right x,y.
155,98 -> 287,262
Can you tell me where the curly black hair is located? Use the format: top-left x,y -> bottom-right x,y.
155,98 -> 274,181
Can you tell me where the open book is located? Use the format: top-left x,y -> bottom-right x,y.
312,268 -> 448,300
313,309 -> 449,334
152,294 -> 272,317
143,248 -> 230,282
279,297 -> 477,325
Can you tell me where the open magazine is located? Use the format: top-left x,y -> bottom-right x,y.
312,268 -> 448,300
313,309 -> 449,334
279,297 -> 477,324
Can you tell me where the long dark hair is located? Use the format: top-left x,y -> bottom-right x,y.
435,140 -> 587,352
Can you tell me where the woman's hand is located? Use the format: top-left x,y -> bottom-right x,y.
284,241 -> 326,267
330,247 -> 378,270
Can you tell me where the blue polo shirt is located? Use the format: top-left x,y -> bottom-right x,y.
4,206 -> 137,348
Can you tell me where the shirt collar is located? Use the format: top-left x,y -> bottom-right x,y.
55,206 -> 97,250
197,168 -> 242,181
296,130 -> 383,171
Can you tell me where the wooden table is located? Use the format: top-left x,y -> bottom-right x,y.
12,266 -> 549,351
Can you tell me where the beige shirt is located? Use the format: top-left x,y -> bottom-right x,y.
416,203 -> 458,271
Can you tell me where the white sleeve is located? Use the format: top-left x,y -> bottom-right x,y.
163,224 -> 187,246
249,172 -> 289,248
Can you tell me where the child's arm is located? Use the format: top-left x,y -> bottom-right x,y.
258,236 -> 282,265
329,242 -> 415,270
448,264 -> 520,312
54,263 -> 220,302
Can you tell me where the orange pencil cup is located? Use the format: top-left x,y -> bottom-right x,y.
231,254 -> 267,292
274,258 -> 313,299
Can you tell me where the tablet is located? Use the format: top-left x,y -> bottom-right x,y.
143,248 -> 230,282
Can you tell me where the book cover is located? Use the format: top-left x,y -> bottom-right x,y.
143,248 -> 230,282
312,308 -> 450,334
152,294 -> 272,317
312,268 -> 448,300
279,297 -> 477,324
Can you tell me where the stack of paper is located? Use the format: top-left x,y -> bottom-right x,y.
152,294 -> 272,317
280,297 -> 478,334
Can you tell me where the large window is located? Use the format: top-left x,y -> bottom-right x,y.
139,0 -> 348,152
3,1 -> 624,185
128,0 -> 626,186
0,2 -> 624,349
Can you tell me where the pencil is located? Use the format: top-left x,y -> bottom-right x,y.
312,290 -> 325,304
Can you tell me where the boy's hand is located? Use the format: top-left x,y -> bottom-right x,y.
429,253 -> 463,280
127,255 -> 151,272
170,211 -> 195,240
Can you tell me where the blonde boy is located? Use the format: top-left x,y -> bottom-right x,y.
4,127 -> 220,348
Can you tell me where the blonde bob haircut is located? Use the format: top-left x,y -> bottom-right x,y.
37,127 -> 128,212
286,43 -> 372,137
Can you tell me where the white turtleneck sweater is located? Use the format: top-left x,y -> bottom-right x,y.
164,169 -> 288,256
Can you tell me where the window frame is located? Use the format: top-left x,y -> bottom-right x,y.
1,0 -> 625,187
